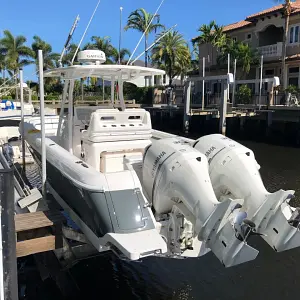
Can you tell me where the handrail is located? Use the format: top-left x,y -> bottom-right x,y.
30,99 -> 137,105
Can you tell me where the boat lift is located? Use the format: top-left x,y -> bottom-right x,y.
183,74 -> 280,135
184,73 -> 234,135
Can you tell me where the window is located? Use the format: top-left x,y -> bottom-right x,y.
232,37 -> 237,42
289,66 -> 299,74
163,74 -> 166,84
290,25 -> 300,44
288,77 -> 298,87
245,33 -> 252,40
265,69 -> 275,76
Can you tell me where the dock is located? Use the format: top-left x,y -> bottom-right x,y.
15,210 -> 64,258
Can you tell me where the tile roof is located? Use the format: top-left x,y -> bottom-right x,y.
192,1 -> 300,40
223,20 -> 252,32
246,2 -> 300,20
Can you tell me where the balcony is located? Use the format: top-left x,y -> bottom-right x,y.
258,42 -> 282,58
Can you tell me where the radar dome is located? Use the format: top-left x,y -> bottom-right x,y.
78,50 -> 106,65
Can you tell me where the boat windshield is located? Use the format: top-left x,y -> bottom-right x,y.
74,106 -> 102,125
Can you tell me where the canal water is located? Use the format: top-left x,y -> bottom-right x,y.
21,139 -> 300,300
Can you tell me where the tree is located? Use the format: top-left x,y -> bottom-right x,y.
0,30 -> 33,74
281,0 -> 292,90
0,30 -> 33,99
192,21 -> 226,72
191,46 -> 200,73
62,43 -> 79,66
31,36 -> 59,71
83,36 -> 116,64
217,40 -> 259,78
0,53 -> 5,79
111,48 -> 131,64
152,30 -> 191,86
125,8 -> 165,67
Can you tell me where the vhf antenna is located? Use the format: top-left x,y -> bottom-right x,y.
59,15 -> 80,67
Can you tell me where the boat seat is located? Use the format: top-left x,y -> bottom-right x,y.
100,149 -> 143,173
83,109 -> 152,143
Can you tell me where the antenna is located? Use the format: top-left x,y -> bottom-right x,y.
127,0 -> 166,65
118,7 -> 123,64
59,15 -> 80,67
71,0 -> 101,65
130,24 -> 177,65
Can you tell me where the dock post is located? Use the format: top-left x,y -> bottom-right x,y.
202,57 -> 205,111
183,81 -> 192,133
19,68 -> 26,173
0,168 -> 18,300
38,50 -> 47,200
232,59 -> 237,107
266,111 -> 273,138
219,82 -> 228,135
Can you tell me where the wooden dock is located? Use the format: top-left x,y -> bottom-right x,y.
15,210 -> 64,258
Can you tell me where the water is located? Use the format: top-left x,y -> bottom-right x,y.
23,140 -> 300,300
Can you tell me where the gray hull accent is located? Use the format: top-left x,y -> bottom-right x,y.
29,147 -> 155,238
106,189 -> 153,233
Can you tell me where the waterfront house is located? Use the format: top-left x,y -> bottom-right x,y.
195,1 -> 300,101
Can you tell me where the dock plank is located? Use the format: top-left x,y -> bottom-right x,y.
16,235 -> 62,257
15,210 -> 65,233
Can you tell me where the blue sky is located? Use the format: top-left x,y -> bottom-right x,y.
1,0 -> 274,80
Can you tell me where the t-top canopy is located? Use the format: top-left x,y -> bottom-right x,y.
43,64 -> 165,81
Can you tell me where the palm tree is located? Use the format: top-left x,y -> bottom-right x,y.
217,40 -> 259,78
62,43 -> 79,66
280,0 -> 292,90
0,30 -> 33,99
192,21 -> 227,71
212,24 -> 227,50
125,8 -> 165,67
152,30 -> 191,86
192,21 -> 216,68
0,30 -> 33,75
0,53 -> 5,79
83,36 -> 116,63
31,36 -> 59,71
191,46 -> 200,73
111,48 -> 131,64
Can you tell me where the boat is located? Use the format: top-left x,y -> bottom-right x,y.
20,49 -> 300,267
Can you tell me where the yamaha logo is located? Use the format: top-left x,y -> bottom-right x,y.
151,151 -> 166,178
205,146 -> 216,157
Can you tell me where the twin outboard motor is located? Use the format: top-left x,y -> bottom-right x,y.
193,134 -> 300,252
142,137 -> 259,267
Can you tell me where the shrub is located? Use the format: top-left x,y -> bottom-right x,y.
285,85 -> 299,94
236,84 -> 252,104
45,94 -> 59,100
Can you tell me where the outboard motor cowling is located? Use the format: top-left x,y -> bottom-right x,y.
142,137 -> 259,267
194,134 -> 300,252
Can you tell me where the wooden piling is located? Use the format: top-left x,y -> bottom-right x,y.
0,168 -> 18,300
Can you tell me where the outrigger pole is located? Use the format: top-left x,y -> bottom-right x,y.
58,15 -> 80,68
130,24 -> 177,65
71,0 -> 101,65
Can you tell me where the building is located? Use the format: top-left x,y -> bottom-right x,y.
127,60 -> 183,88
196,0 -> 300,99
